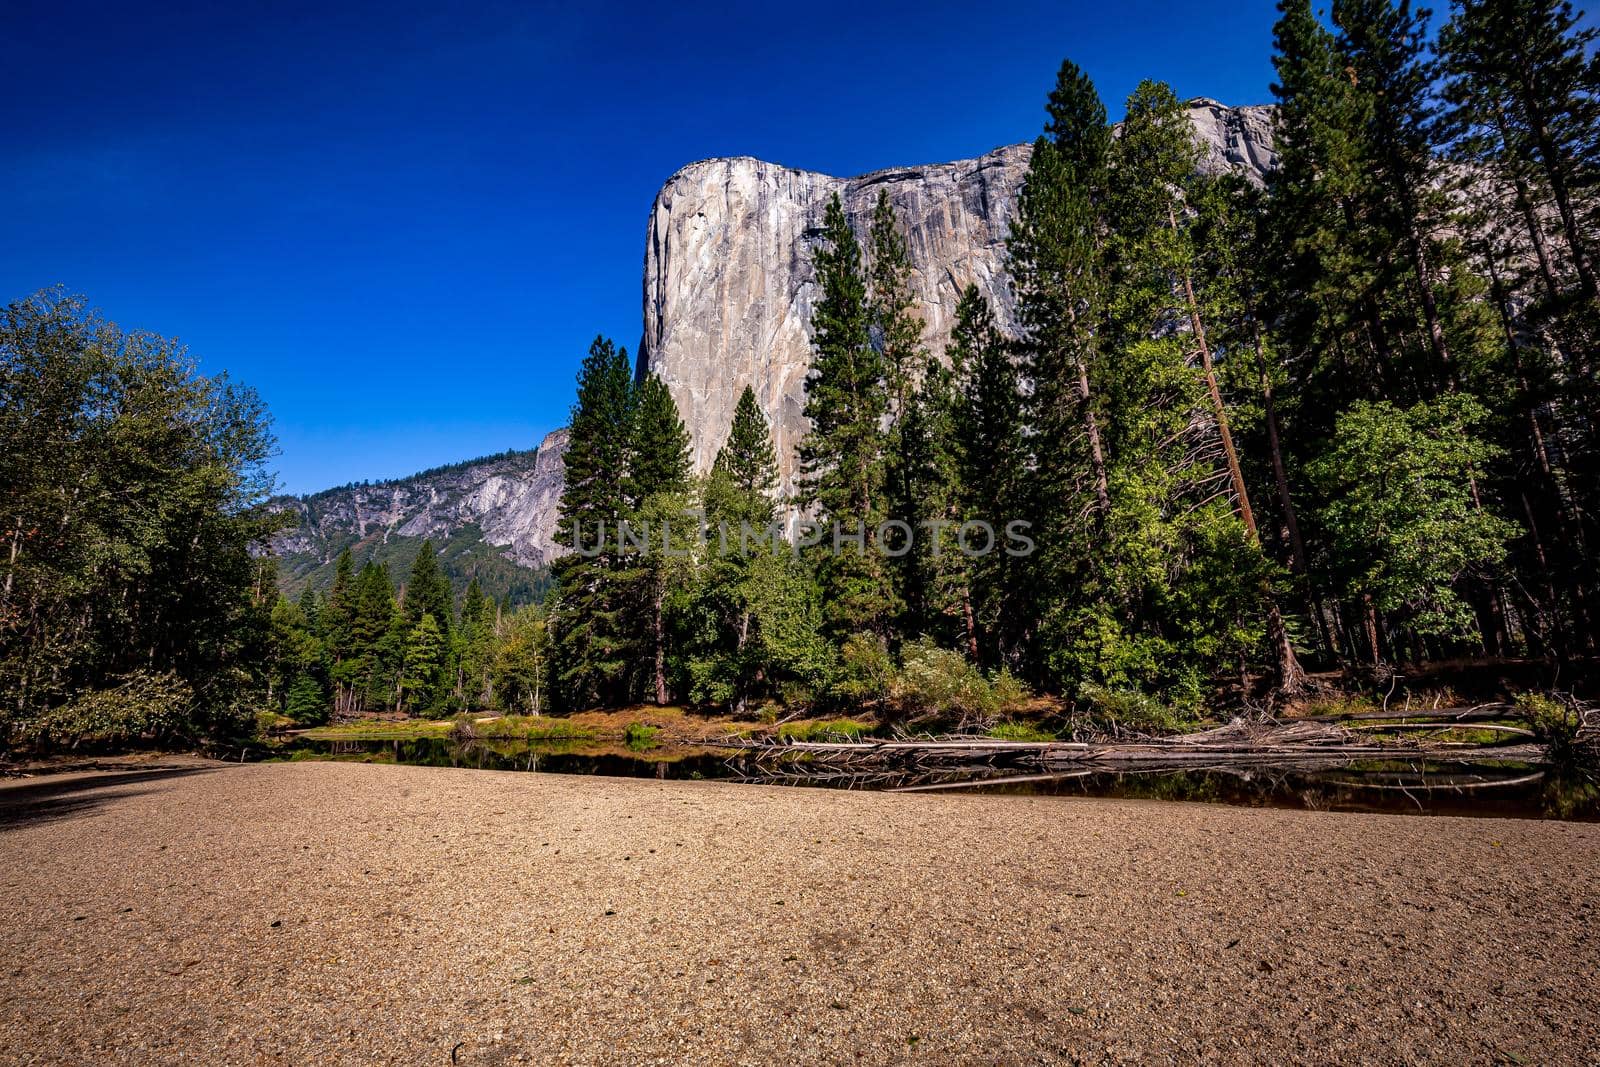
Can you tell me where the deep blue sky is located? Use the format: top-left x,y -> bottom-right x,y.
3,0 -> 1283,495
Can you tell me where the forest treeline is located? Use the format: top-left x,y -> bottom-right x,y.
4,0 -> 1598,744
540,0 -> 1600,717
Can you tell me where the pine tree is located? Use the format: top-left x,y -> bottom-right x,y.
320,549 -> 357,713
1440,0 -> 1600,647
868,189 -> 925,429
712,385 -> 779,523
551,336 -> 636,709
1111,80 -> 1308,695
1006,58 -> 1116,687
627,374 -> 693,507
695,387 -> 784,712
404,540 -> 453,639
950,285 -> 1027,665
399,613 -> 446,714
455,576 -> 494,709
349,560 -> 398,711
1441,0 -> 1600,303
798,192 -> 896,641
892,353 -> 964,645
625,373 -> 694,705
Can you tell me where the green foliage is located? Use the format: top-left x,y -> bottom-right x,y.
403,541 -> 454,639
492,606 -> 549,715
950,285 -> 1028,666
1310,397 -> 1514,640
21,671 -> 196,748
830,633 -> 894,706
1074,683 -> 1186,736
892,639 -> 1029,720
400,613 -> 448,716
777,718 -> 871,741
799,193 -> 896,639
1514,692 -> 1582,761
276,523 -> 551,610
623,721 -> 661,750
552,336 -> 637,709
1,289 -> 280,748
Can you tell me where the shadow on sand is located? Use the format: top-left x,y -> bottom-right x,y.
0,764 -> 219,832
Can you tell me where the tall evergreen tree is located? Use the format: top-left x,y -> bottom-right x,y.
950,285 -> 1027,665
1006,58 -> 1116,687
626,374 -> 694,704
348,560 -> 398,711
404,540 -> 453,639
693,388 -> 795,712
551,336 -> 636,708
1111,80 -> 1308,694
798,193 -> 896,640
868,188 -> 925,428
712,385 -> 780,521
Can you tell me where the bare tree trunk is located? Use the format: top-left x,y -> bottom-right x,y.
652,581 -> 667,706
1528,112 -> 1600,301
961,586 -> 979,662
1075,355 -> 1112,518
1171,205 -> 1306,694
1402,211 -> 1454,380
1362,594 -> 1382,665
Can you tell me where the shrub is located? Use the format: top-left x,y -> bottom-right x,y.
1516,692 -> 1582,762
990,668 -> 1031,713
894,640 -> 998,718
623,722 -> 661,750
1075,683 -> 1183,736
890,640 -> 1033,721
832,633 -> 894,705
24,671 -> 195,748
1298,693 -> 1378,719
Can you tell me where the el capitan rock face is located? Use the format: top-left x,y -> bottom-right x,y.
639,99 -> 1277,494
272,100 -> 1274,585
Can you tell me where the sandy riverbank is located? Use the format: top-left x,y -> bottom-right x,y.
1,760 -> 1596,1064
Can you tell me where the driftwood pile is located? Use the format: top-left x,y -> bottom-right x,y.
710,711 -> 1550,774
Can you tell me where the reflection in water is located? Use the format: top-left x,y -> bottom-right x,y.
274,736 -> 1600,822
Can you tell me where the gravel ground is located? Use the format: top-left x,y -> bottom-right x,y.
1,760 -> 1596,1065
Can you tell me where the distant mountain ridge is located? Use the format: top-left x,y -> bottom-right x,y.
271,428 -> 568,604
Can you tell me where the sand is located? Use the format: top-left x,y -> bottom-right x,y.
1,759 -> 1596,1065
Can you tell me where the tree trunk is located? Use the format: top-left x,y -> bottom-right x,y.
1362,594 -> 1381,665
961,585 -> 979,662
1402,209 -> 1454,381
1075,355 -> 1112,518
1170,205 -> 1304,694
652,581 -> 668,706
1525,105 -> 1600,301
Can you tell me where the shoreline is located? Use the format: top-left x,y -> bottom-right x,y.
2,760 -> 1597,1063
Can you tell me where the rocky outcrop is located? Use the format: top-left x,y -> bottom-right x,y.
639,99 -> 1277,492
272,427 -> 569,577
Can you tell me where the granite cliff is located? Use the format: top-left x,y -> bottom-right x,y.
275,100 -> 1274,584
639,99 -> 1277,492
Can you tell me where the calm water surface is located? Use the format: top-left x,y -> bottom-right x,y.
275,735 -> 1600,821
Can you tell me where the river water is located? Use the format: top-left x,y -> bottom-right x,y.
274,735 -> 1600,821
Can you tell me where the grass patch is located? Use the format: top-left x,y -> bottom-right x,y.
986,721 -> 1056,742
299,720 -> 451,741
1297,693 -> 1378,719
778,718 -> 872,742
623,721 -> 662,750
477,715 -> 596,741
